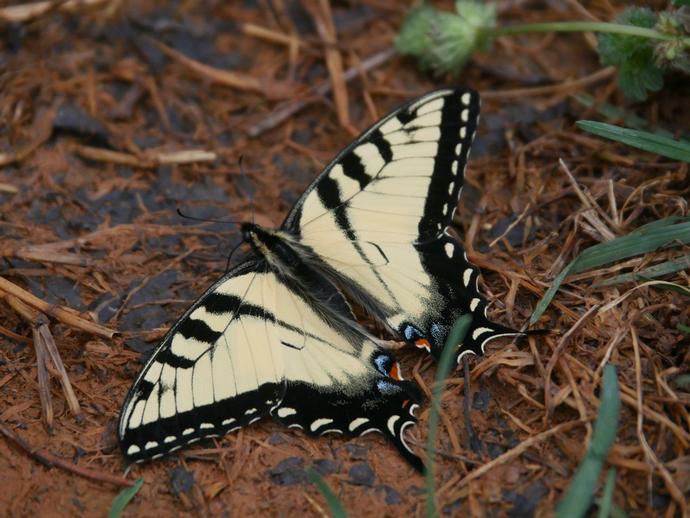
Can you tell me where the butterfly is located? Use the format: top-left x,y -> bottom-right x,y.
118,88 -> 528,472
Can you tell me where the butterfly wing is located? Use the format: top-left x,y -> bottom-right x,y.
282,88 -> 521,362
269,269 -> 423,471
118,261 -> 284,461
119,262 -> 422,469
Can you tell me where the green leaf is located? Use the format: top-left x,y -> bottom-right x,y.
576,121 -> 690,162
597,468 -> 617,518
597,7 -> 663,101
531,217 -> 690,324
592,255 -> 690,287
556,365 -> 620,518
673,0 -> 690,7
678,323 -> 690,334
426,313 -> 474,518
395,1 -> 496,75
108,479 -> 144,518
308,470 -> 347,518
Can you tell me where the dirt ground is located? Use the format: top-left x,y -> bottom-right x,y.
0,0 -> 689,516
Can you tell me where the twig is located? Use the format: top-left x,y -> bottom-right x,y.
0,182 -> 18,194
36,323 -> 81,417
5,294 -> 82,423
33,321 -> 54,428
0,0 -> 107,23
248,47 -> 396,137
0,276 -> 115,339
0,421 -> 133,488
73,144 -> 217,169
148,38 -> 294,100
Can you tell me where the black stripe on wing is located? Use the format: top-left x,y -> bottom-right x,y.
121,383 -> 283,463
419,90 -> 479,237
400,233 -> 526,362
282,88 -> 477,237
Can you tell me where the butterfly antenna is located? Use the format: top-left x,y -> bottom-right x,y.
176,208 -> 241,226
225,240 -> 244,273
238,155 -> 256,225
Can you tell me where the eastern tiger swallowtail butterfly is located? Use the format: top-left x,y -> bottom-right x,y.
118,88 -> 528,472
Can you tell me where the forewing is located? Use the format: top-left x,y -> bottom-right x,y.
118,261 -> 285,462
282,89 -> 522,361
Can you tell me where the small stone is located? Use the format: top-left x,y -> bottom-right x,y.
345,443 -> 368,460
312,459 -> 338,476
269,457 -> 307,486
268,432 -> 286,445
348,463 -> 375,486
375,485 -> 402,505
169,467 -> 195,497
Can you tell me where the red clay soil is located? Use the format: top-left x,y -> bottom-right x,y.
0,1 -> 689,517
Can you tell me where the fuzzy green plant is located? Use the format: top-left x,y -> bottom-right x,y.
396,1 -> 690,101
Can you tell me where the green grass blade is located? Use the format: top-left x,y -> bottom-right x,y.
592,255 -> 690,287
308,470 -> 347,518
573,95 -> 674,138
645,280 -> 690,297
531,218 -> 690,324
597,468 -> 616,518
678,324 -> 690,334
576,121 -> 690,162
425,314 -> 473,518
108,478 -> 144,518
556,364 -> 621,518
672,373 -> 690,388
595,498 -> 630,518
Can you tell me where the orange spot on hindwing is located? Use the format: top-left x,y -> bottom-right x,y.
389,362 -> 403,381
414,338 -> 431,352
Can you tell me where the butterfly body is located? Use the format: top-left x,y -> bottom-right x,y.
118,88 -> 529,472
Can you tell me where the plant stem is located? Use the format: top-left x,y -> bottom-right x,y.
492,21 -> 678,41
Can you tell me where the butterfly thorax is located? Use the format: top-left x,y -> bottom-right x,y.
241,222 -> 303,271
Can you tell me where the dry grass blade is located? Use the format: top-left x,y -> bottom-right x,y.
0,0 -> 109,23
33,323 -> 54,428
0,182 -> 19,194
36,324 -> 81,418
307,0 -> 354,134
5,294 -> 81,423
248,47 -> 395,137
447,420 -> 587,499
481,67 -> 615,100
74,145 -> 216,169
630,325 -> 688,515
558,159 -> 616,241
544,305 -> 599,418
0,276 -> 115,339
